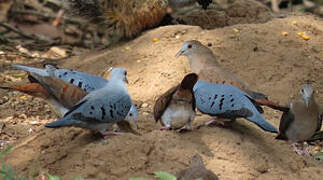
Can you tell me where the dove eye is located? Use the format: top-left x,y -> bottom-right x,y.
301,89 -> 304,93
124,71 -> 127,76
129,113 -> 133,116
188,44 -> 192,49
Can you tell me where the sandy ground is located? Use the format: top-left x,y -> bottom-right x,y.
1,14 -> 323,179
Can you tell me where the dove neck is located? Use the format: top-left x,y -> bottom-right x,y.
187,53 -> 220,74
294,95 -> 317,112
190,155 -> 205,168
108,78 -> 126,90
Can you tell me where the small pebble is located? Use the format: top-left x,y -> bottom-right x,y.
312,46 -> 320,53
141,103 -> 148,108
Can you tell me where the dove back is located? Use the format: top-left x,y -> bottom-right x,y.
193,80 -> 277,133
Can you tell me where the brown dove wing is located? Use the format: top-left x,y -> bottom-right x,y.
153,85 -> 179,122
33,74 -> 87,109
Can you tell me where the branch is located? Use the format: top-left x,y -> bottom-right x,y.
0,21 -> 54,43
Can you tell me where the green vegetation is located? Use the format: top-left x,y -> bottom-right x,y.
0,146 -> 84,180
0,145 -> 27,180
130,171 -> 202,180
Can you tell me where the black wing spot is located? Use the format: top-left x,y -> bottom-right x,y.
90,106 -> 94,110
63,72 -> 68,76
208,97 -> 211,100
101,106 -> 106,120
58,75 -> 62,78
110,109 -> 114,118
89,111 -> 93,115
214,94 -> 218,100
70,78 -> 75,84
230,94 -> 233,97
70,70 -> 76,74
219,98 -> 225,110
232,104 -> 234,107
230,98 -> 234,102
210,101 -> 215,108
78,81 -> 83,88
221,95 -> 225,97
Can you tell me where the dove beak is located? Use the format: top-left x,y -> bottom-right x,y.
175,50 -> 184,58
125,77 -> 129,84
305,97 -> 310,108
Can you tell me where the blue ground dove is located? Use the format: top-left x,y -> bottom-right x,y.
193,80 -> 278,133
44,67 -> 134,136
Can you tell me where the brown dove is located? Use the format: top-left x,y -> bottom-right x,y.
176,40 -> 289,113
154,73 -> 198,131
276,84 -> 322,155
176,154 -> 218,180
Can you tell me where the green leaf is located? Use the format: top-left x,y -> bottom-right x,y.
47,174 -> 63,180
0,145 -> 13,157
5,166 -> 15,179
154,171 -> 177,180
195,178 -> 203,180
130,178 -> 150,180
314,152 -> 323,161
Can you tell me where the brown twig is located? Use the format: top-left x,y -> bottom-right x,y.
0,21 -> 54,43
10,9 -> 88,25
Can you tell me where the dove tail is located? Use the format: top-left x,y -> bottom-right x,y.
248,113 -> 278,133
275,133 -> 288,140
249,91 -> 268,100
180,73 -> 198,90
254,98 -> 290,112
45,118 -> 76,128
12,64 -> 48,76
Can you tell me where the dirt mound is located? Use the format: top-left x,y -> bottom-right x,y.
174,0 -> 273,29
2,14 -> 323,179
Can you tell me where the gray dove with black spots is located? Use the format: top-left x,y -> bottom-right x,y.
193,80 -> 277,133
41,67 -> 133,136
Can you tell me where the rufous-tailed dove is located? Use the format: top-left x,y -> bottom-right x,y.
276,84 -> 322,155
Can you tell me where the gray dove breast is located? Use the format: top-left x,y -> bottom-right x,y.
58,85 -> 132,130
72,88 -> 131,122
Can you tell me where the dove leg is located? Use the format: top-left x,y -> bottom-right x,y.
101,131 -> 124,137
291,143 -> 304,155
183,113 -> 194,130
205,117 -> 233,127
160,126 -> 171,131
302,143 -> 311,156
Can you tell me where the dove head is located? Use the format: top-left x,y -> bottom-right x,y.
124,105 -> 138,129
176,40 -> 217,73
110,67 -> 128,83
190,154 -> 205,168
299,84 -> 314,107
176,40 -> 207,58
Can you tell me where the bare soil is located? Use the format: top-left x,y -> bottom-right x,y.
1,13 -> 323,180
